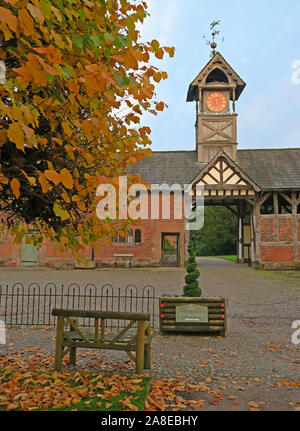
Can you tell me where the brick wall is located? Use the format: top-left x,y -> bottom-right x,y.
0,232 -> 20,267
260,215 -> 300,264
260,245 -> 295,263
278,218 -> 294,242
0,192 -> 186,267
260,218 -> 275,242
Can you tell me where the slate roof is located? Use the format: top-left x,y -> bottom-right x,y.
127,149 -> 300,191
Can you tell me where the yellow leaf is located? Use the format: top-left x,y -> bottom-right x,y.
156,102 -> 165,111
10,178 -> 20,199
151,40 -> 160,52
38,173 -> 51,193
0,174 -> 8,185
19,8 -> 36,37
0,6 -> 18,33
93,224 -> 102,236
155,48 -> 164,59
60,168 -> 73,189
44,170 -> 61,185
53,203 -> 69,221
60,236 -> 68,245
21,170 -> 36,186
62,192 -> 71,203
7,122 -> 25,151
153,72 -> 162,83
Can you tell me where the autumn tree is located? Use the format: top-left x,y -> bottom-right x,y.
0,0 -> 174,259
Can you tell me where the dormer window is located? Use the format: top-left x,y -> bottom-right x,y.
206,68 -> 229,84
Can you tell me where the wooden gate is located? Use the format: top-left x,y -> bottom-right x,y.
161,233 -> 180,266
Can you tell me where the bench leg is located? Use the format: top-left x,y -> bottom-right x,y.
144,344 -> 151,370
69,347 -> 77,366
55,316 -> 64,371
144,324 -> 151,370
136,321 -> 145,374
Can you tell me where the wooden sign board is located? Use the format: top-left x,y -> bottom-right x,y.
176,304 -> 208,323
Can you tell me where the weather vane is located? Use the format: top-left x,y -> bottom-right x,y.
203,20 -> 224,57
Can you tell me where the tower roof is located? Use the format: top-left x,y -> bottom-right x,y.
186,52 -> 246,102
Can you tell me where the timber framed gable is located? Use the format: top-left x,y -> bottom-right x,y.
191,151 -> 261,199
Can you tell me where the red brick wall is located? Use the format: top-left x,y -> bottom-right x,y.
278,218 -> 294,242
260,218 -> 275,242
0,233 -> 20,266
0,192 -> 187,267
39,241 -> 75,266
260,215 -> 300,264
261,246 -> 295,263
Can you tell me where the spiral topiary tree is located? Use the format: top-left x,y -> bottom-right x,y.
183,240 -> 202,297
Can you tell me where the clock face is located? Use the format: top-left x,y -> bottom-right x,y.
206,92 -> 227,113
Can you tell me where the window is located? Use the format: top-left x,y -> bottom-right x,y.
206,68 -> 229,84
0,228 -> 7,242
135,229 -> 141,243
112,229 -> 137,244
127,229 -> 133,244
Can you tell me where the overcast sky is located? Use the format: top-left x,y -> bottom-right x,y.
138,0 -> 300,152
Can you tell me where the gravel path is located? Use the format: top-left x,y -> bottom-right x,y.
1,258 -> 299,411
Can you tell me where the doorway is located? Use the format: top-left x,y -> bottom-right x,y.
161,233 -> 180,266
21,234 -> 39,266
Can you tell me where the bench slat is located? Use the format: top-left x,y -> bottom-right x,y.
64,331 -> 151,345
63,340 -> 142,351
52,309 -> 151,321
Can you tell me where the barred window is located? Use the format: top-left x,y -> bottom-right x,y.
127,229 -> 133,243
134,229 -> 141,243
112,230 -> 135,244
119,232 -> 126,243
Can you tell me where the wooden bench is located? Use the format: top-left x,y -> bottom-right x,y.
114,254 -> 134,268
52,309 -> 152,374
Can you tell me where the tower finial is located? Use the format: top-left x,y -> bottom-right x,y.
203,20 -> 224,57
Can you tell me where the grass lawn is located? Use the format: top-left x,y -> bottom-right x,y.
214,255 -> 237,262
0,367 -> 152,411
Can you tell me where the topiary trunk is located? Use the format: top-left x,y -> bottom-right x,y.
183,240 -> 202,297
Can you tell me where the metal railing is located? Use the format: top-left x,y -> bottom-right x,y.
0,283 -> 158,329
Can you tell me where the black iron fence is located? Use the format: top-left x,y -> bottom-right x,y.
0,283 -> 158,329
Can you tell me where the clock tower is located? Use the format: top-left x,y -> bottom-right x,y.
187,52 -> 246,163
